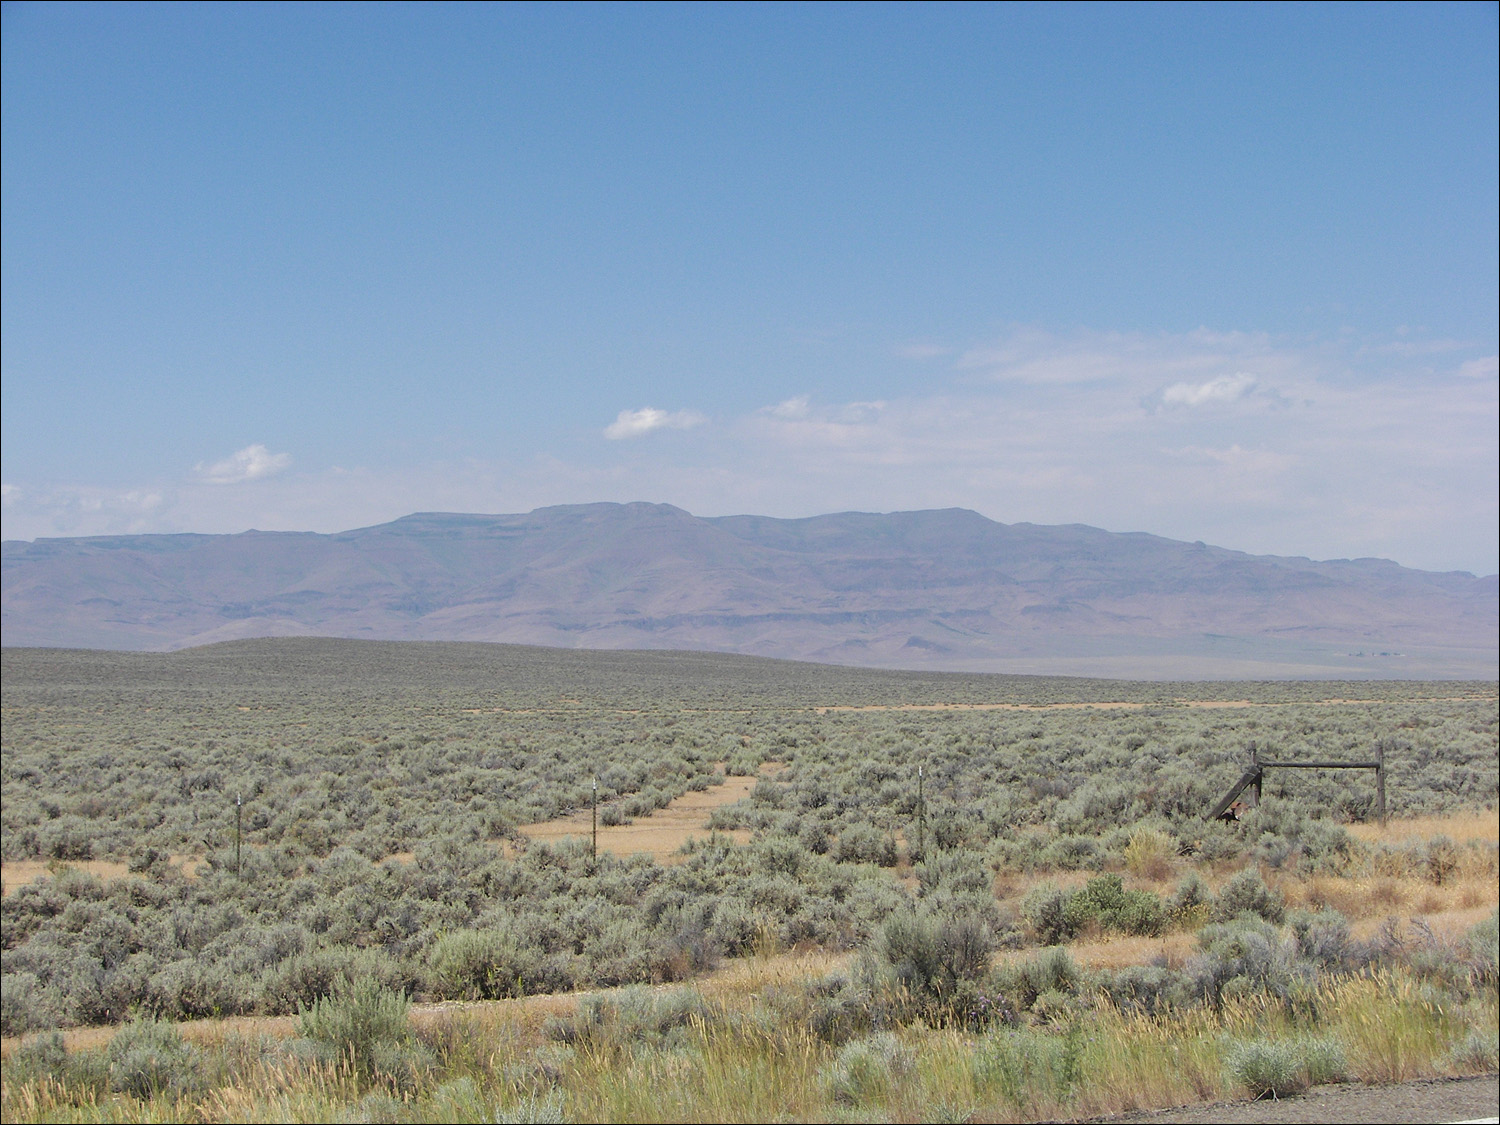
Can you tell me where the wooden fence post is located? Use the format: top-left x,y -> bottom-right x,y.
917,765 -> 925,861
1376,745 -> 1387,826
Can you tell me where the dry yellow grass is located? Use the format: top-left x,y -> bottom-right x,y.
1287,870 -> 1497,919
995,931 -> 1199,971
517,772 -> 759,863
1346,904 -> 1498,943
0,946 -> 852,1058
1348,809 -> 1499,845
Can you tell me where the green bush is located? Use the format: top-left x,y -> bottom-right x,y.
832,824 -> 885,865
296,976 -> 411,1076
428,927 -> 543,1000
145,958 -> 245,1020
7,1031 -> 69,1083
1224,1038 -> 1344,1104
1191,915 -> 1297,1006
368,1038 -> 438,1095
1022,876 -> 1166,943
261,945 -> 407,1015
573,985 -> 716,1050
345,1091 -> 404,1123
1021,882 -> 1073,946
0,971 -> 62,1037
1117,890 -> 1167,936
424,1077 -> 492,1122
1165,872 -> 1212,926
1040,834 -> 1103,871
876,909 -> 994,1004
1223,1038 -> 1308,1098
105,1014 -> 199,1099
1213,868 -> 1285,924
1289,908 -> 1355,971
1446,1027 -> 1500,1073
1101,964 -> 1190,1016
1063,874 -> 1165,937
1466,909 -> 1499,985
1300,1034 -> 1348,1085
995,946 -> 1084,1014
797,973 -> 877,1045
971,1026 -> 1085,1107
916,848 -> 991,897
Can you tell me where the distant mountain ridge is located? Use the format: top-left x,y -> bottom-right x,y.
3,503 -> 1495,679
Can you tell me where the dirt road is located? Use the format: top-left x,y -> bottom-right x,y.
1085,1074 -> 1498,1124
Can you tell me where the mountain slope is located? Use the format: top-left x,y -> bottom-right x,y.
3,503 -> 1494,678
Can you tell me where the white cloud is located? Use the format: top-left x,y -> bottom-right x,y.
1,483 -> 167,539
1166,443 -> 1293,470
1458,355 -> 1498,380
956,327 -> 1291,386
1162,372 -> 1258,407
193,444 -> 292,484
768,395 -> 810,419
5,328 -> 1494,575
603,407 -> 706,440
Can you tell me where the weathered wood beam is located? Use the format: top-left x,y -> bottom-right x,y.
1260,760 -> 1380,770
1208,767 -> 1263,821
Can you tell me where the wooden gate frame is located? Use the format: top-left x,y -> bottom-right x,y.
1208,744 -> 1386,825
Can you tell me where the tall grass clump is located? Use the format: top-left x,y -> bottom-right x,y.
1124,827 -> 1177,881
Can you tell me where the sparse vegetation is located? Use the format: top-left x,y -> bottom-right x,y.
1,639 -> 1496,1120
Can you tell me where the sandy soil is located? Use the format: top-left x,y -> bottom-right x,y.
515,768 -> 768,863
0,854 -> 203,898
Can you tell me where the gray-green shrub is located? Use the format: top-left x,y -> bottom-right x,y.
1213,868 -> 1285,924
1223,1038 -> 1307,1098
818,1031 -> 914,1106
105,1015 -> 199,1099
296,976 -> 411,1076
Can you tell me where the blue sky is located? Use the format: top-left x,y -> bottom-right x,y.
3,2 -> 1496,574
